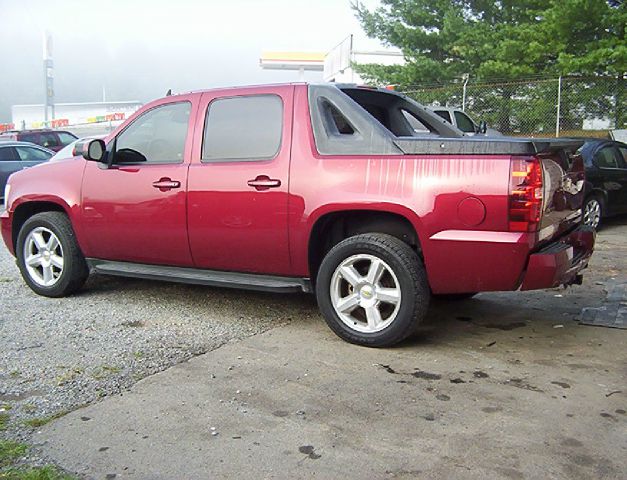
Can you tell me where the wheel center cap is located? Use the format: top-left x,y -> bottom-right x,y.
360,285 -> 374,299
43,250 -> 51,260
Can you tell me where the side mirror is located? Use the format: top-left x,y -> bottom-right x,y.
478,120 -> 488,134
80,139 -> 106,163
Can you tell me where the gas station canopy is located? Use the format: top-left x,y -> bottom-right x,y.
259,51 -> 324,79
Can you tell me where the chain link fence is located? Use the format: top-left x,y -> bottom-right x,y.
401,76 -> 625,138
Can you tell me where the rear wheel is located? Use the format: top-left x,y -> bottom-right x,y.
582,195 -> 603,229
16,212 -> 89,297
316,233 -> 430,347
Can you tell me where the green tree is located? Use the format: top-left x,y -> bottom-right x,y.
353,0 -> 626,132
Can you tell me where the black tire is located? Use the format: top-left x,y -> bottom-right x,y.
316,233 -> 430,347
582,195 -> 603,230
433,292 -> 477,301
16,212 -> 89,297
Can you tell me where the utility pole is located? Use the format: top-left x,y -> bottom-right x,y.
43,31 -> 54,124
462,74 -> 470,111
555,76 -> 562,137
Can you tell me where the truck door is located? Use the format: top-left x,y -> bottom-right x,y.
81,97 -> 198,266
187,86 -> 293,275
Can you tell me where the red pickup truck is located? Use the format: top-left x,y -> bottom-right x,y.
1,84 -> 594,346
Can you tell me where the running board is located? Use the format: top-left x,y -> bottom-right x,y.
86,259 -> 312,293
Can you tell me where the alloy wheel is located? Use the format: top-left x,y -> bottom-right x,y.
23,227 -> 64,287
330,254 -> 402,333
583,198 -> 601,229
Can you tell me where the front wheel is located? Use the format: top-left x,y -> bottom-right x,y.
316,233 -> 430,347
16,212 -> 89,297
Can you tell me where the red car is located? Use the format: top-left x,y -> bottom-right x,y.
0,129 -> 78,152
1,84 -> 595,346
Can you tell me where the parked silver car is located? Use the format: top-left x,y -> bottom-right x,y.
0,141 -> 54,201
429,107 -> 502,136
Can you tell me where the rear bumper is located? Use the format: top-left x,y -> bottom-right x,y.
520,225 -> 595,290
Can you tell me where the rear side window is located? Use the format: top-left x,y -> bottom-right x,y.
0,147 -> 19,161
618,147 -> 627,167
15,146 -> 52,161
594,147 -> 619,169
202,95 -> 283,162
19,133 -> 39,144
454,111 -> 476,133
57,132 -> 77,146
39,132 -> 60,149
433,110 -> 452,123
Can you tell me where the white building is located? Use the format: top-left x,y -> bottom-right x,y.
323,35 -> 405,84
11,101 -> 142,131
259,35 -> 405,86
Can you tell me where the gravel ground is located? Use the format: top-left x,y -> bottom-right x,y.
0,241 -> 318,448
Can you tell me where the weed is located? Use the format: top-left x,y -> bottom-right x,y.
0,440 -> 27,468
0,440 -> 76,478
23,410 -> 70,429
0,412 -> 10,431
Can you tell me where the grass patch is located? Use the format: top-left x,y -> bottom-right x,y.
1,465 -> 76,480
54,368 -> 83,386
122,320 -> 145,328
91,365 -> 121,380
0,440 -> 27,468
0,412 -> 10,431
22,410 -> 70,429
0,440 -> 76,479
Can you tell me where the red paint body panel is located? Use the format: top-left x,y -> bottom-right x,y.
0,82 -> 595,296
186,86 -> 293,275
80,92 -> 201,266
1,158 -> 87,255
288,85 -> 523,292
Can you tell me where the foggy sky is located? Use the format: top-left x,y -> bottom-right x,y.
0,0 -> 382,123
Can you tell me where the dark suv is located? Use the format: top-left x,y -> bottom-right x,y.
0,129 -> 77,152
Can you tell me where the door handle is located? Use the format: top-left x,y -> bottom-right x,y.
247,175 -> 281,191
152,177 -> 181,191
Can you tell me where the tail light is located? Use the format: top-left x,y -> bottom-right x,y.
509,156 -> 543,232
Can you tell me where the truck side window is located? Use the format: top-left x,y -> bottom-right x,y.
115,102 -> 191,164
202,95 -> 283,162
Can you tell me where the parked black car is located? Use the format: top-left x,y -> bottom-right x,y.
580,139 -> 627,228
0,141 -> 54,201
